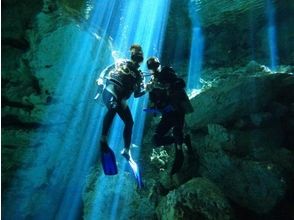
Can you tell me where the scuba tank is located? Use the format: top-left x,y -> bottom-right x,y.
94,60 -> 142,100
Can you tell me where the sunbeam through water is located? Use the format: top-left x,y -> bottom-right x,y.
187,0 -> 204,92
3,1 -> 170,219
266,0 -> 278,71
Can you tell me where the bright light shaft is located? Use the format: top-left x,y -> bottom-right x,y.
187,1 -> 204,91
187,27 -> 204,90
266,0 -> 278,71
249,8 -> 256,60
88,0 -> 171,219
44,32 -> 112,220
3,4 -> 113,220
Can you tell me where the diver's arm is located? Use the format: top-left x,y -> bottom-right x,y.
96,64 -> 115,85
145,78 -> 168,91
144,81 -> 154,92
134,82 -> 146,97
134,73 -> 146,98
134,91 -> 146,98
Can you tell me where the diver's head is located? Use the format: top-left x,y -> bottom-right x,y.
130,44 -> 144,64
147,56 -> 161,75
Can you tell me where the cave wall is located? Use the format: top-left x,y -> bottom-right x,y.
161,0 -> 192,69
164,0 -> 294,69
200,0 -> 294,67
1,0 -> 111,191
1,0 -> 42,78
141,72 -> 294,219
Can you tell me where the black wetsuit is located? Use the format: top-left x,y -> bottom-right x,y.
149,66 -> 193,147
101,60 -> 144,149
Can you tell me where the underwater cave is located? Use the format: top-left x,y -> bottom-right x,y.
1,0 -> 294,219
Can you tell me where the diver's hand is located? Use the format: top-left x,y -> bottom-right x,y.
144,83 -> 153,92
96,77 -> 104,86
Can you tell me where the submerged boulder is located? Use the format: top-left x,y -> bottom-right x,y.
187,74 -> 294,130
157,177 -> 233,220
196,123 -> 289,214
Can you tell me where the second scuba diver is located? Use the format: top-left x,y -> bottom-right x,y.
145,56 -> 194,175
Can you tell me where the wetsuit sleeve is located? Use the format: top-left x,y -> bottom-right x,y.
134,72 -> 145,98
159,67 -> 185,91
96,64 -> 115,84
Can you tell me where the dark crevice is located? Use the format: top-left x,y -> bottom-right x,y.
1,144 -> 23,150
1,115 -> 42,129
2,37 -> 30,51
31,75 -> 42,94
1,96 -> 34,111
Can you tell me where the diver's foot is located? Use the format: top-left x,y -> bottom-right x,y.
121,148 -> 130,161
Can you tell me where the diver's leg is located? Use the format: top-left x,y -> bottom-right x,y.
172,112 -> 185,145
117,105 -> 133,158
101,90 -> 117,149
173,114 -> 195,155
101,109 -> 116,139
152,113 -> 175,147
170,112 -> 185,175
100,91 -> 118,175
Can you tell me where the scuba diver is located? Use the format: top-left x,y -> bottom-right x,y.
145,56 -> 194,175
96,44 -> 145,183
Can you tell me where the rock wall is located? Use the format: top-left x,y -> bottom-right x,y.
147,69 -> 294,219
2,1 -> 112,218
165,0 -> 294,69
157,178 -> 233,219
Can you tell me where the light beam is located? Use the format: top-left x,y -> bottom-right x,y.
3,0 -> 171,219
266,0 -> 278,71
187,0 -> 204,92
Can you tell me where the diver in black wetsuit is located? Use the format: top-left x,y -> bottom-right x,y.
97,44 -> 145,160
145,57 -> 194,175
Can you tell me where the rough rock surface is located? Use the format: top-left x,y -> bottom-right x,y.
187,0 -> 294,67
83,165 -> 157,220
2,1 -> 112,218
147,69 -> 294,218
157,177 -> 233,220
186,73 -> 294,130
197,124 -> 288,214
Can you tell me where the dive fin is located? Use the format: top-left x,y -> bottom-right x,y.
101,142 -> 118,175
122,151 -> 143,188
170,145 -> 184,175
128,157 -> 143,189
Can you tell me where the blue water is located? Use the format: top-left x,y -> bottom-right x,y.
3,1 -> 171,220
